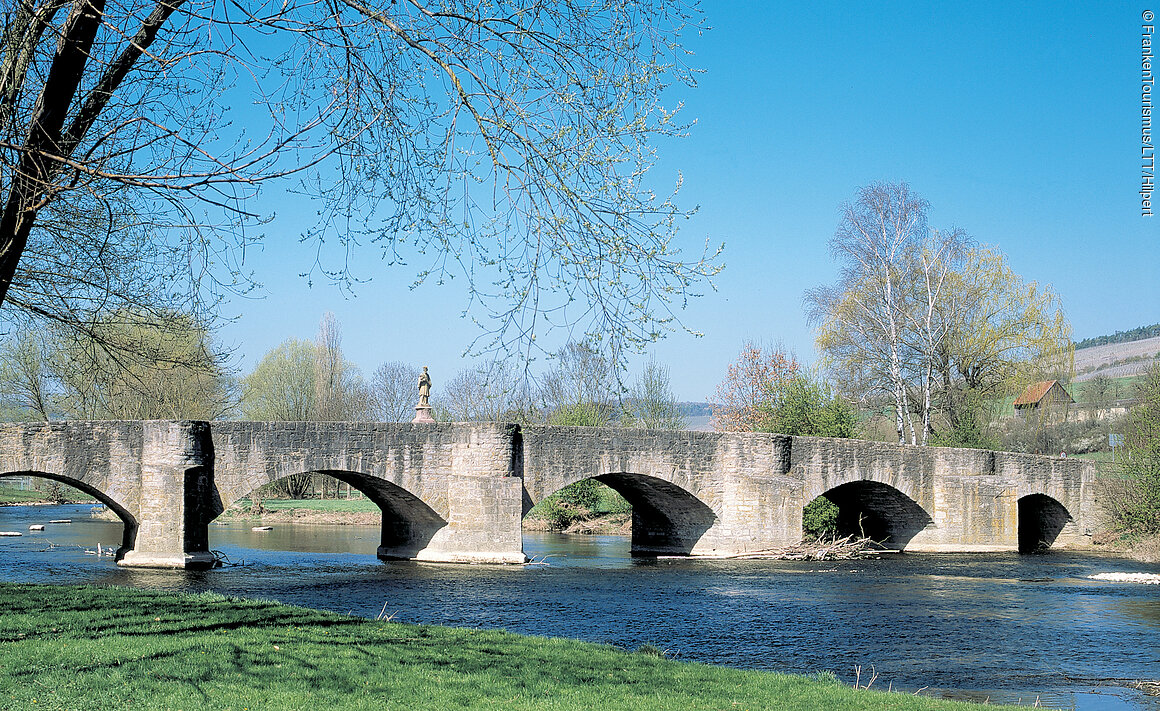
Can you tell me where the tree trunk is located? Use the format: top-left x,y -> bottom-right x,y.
0,0 -> 106,306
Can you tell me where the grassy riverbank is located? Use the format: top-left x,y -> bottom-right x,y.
0,583 -> 1010,711
219,497 -> 382,525
0,485 -> 48,504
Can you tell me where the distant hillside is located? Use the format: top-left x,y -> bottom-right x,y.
678,402 -> 713,418
679,402 -> 715,432
1076,323 -> 1160,350
1073,335 -> 1160,381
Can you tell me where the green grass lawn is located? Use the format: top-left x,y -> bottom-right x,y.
232,497 -> 382,513
0,584 -> 1012,711
0,485 -> 47,504
0,481 -> 94,506
1068,374 -> 1142,404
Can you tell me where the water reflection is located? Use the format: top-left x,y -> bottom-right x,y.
2,504 -> 1159,711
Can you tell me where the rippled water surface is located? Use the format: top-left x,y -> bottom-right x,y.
3,504 -> 1159,711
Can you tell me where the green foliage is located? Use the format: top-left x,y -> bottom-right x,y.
621,359 -> 686,430
558,479 -> 603,510
241,315 -> 371,423
535,498 -> 578,531
930,389 -> 998,449
801,496 -> 840,540
0,583 -> 989,711
1107,364 -> 1160,533
0,310 -> 234,421
527,479 -> 631,530
547,401 -> 610,427
599,488 -> 633,515
808,184 -> 1073,446
755,375 -> 858,438
242,339 -> 318,420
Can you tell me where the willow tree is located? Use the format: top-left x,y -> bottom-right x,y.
241,315 -> 370,422
936,246 -> 1073,422
0,0 -> 719,366
0,309 -> 234,420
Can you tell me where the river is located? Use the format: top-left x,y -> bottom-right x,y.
2,503 -> 1159,711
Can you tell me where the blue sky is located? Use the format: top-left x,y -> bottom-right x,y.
218,2 -> 1159,402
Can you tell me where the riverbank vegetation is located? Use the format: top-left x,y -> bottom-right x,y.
0,481 -> 89,507
0,583 -> 1011,711
1092,364 -> 1160,560
221,496 -> 383,526
805,182 -> 1073,448
525,480 -> 633,534
0,485 -> 49,505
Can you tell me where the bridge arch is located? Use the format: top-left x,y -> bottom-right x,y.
0,471 -> 138,557
1017,493 -> 1073,552
214,469 -> 448,560
531,472 -> 717,556
806,480 -> 934,549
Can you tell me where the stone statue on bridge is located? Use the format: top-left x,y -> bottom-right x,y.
413,367 -> 435,423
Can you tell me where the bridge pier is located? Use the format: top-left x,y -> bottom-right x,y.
391,473 -> 526,564
118,421 -> 217,570
400,423 -> 526,564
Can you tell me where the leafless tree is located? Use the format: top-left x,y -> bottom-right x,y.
539,341 -> 614,425
440,359 -> 531,422
370,360 -> 421,422
906,227 -> 971,445
0,0 -> 719,370
313,312 -> 371,421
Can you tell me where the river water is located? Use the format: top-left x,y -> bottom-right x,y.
2,504 -> 1159,711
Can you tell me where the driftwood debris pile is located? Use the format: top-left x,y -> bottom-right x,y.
683,536 -> 891,561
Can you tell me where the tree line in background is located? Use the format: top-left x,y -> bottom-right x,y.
0,309 -> 689,510
1075,324 -> 1160,350
0,312 -> 688,433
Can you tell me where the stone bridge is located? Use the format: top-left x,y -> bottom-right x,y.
0,420 -> 1099,568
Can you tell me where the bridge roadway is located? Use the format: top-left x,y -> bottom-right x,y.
0,421 -> 1098,568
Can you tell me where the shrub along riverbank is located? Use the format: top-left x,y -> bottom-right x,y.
0,583 -> 1012,710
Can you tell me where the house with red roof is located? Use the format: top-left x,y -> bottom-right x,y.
1013,380 -> 1074,423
